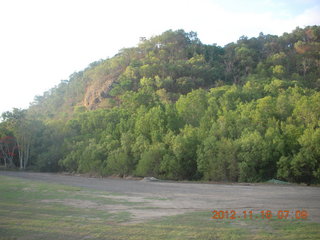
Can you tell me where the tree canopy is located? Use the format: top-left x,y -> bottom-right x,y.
1,26 -> 320,184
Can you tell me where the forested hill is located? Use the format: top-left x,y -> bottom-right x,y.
1,26 -> 320,184
28,26 -> 320,118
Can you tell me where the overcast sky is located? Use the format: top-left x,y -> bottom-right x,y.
0,0 -> 319,114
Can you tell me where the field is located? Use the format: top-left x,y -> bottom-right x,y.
0,171 -> 320,240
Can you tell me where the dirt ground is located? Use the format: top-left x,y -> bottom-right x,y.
1,171 -> 319,223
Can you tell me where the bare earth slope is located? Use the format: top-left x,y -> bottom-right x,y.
1,171 -> 319,223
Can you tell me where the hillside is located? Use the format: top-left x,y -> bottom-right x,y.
1,26 -> 320,184
28,27 -> 320,119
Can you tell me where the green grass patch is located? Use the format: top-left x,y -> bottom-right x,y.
0,175 -> 319,240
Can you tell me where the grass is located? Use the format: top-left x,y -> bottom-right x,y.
0,175 -> 319,240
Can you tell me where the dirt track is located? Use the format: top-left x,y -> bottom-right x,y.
1,171 -> 320,222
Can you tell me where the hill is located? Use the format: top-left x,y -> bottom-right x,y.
28,27 -> 320,118
1,26 -> 320,184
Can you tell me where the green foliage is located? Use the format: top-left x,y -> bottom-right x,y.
32,121 -> 66,172
135,106 -> 166,142
59,141 -> 85,172
176,89 -> 208,126
136,143 -> 166,177
277,125 -> 320,184
170,125 -> 200,179
2,26 -> 320,184
238,131 -> 270,182
77,140 -> 107,174
197,136 -> 238,181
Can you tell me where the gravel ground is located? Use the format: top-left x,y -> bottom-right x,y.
1,170 -> 319,222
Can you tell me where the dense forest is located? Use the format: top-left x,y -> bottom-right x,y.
1,26 -> 320,184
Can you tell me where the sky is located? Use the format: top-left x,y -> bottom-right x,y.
0,0 -> 319,114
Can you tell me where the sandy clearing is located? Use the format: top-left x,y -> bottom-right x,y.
1,171 -> 320,223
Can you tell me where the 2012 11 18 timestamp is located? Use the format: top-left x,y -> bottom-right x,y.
211,210 -> 309,220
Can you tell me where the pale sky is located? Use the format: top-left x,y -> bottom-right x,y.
0,0 -> 319,114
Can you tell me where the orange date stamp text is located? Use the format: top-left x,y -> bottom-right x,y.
211,210 -> 309,220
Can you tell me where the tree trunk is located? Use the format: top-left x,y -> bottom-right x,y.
0,139 -> 16,168
0,144 -> 7,167
24,142 -> 30,169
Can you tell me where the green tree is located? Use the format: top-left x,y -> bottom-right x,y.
197,136 -> 238,181
136,143 -> 166,177
1,109 -> 39,169
170,125 -> 200,180
238,131 -> 267,182
291,127 -> 320,184
176,89 -> 208,127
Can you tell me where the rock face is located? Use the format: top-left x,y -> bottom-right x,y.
82,64 -> 125,110
83,77 -> 114,110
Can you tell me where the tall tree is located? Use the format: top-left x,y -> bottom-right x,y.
1,109 -> 35,169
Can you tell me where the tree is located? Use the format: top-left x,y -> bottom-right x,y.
136,143 -> 166,177
291,127 -> 320,184
135,105 -> 167,142
0,136 -> 17,168
106,149 -> 132,177
78,139 -> 107,175
237,131 -> 267,182
3,26 -> 320,184
1,109 -> 36,169
176,89 -> 208,127
170,125 -> 200,180
197,136 -> 238,181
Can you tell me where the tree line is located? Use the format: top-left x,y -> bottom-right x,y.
1,26 -> 319,184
